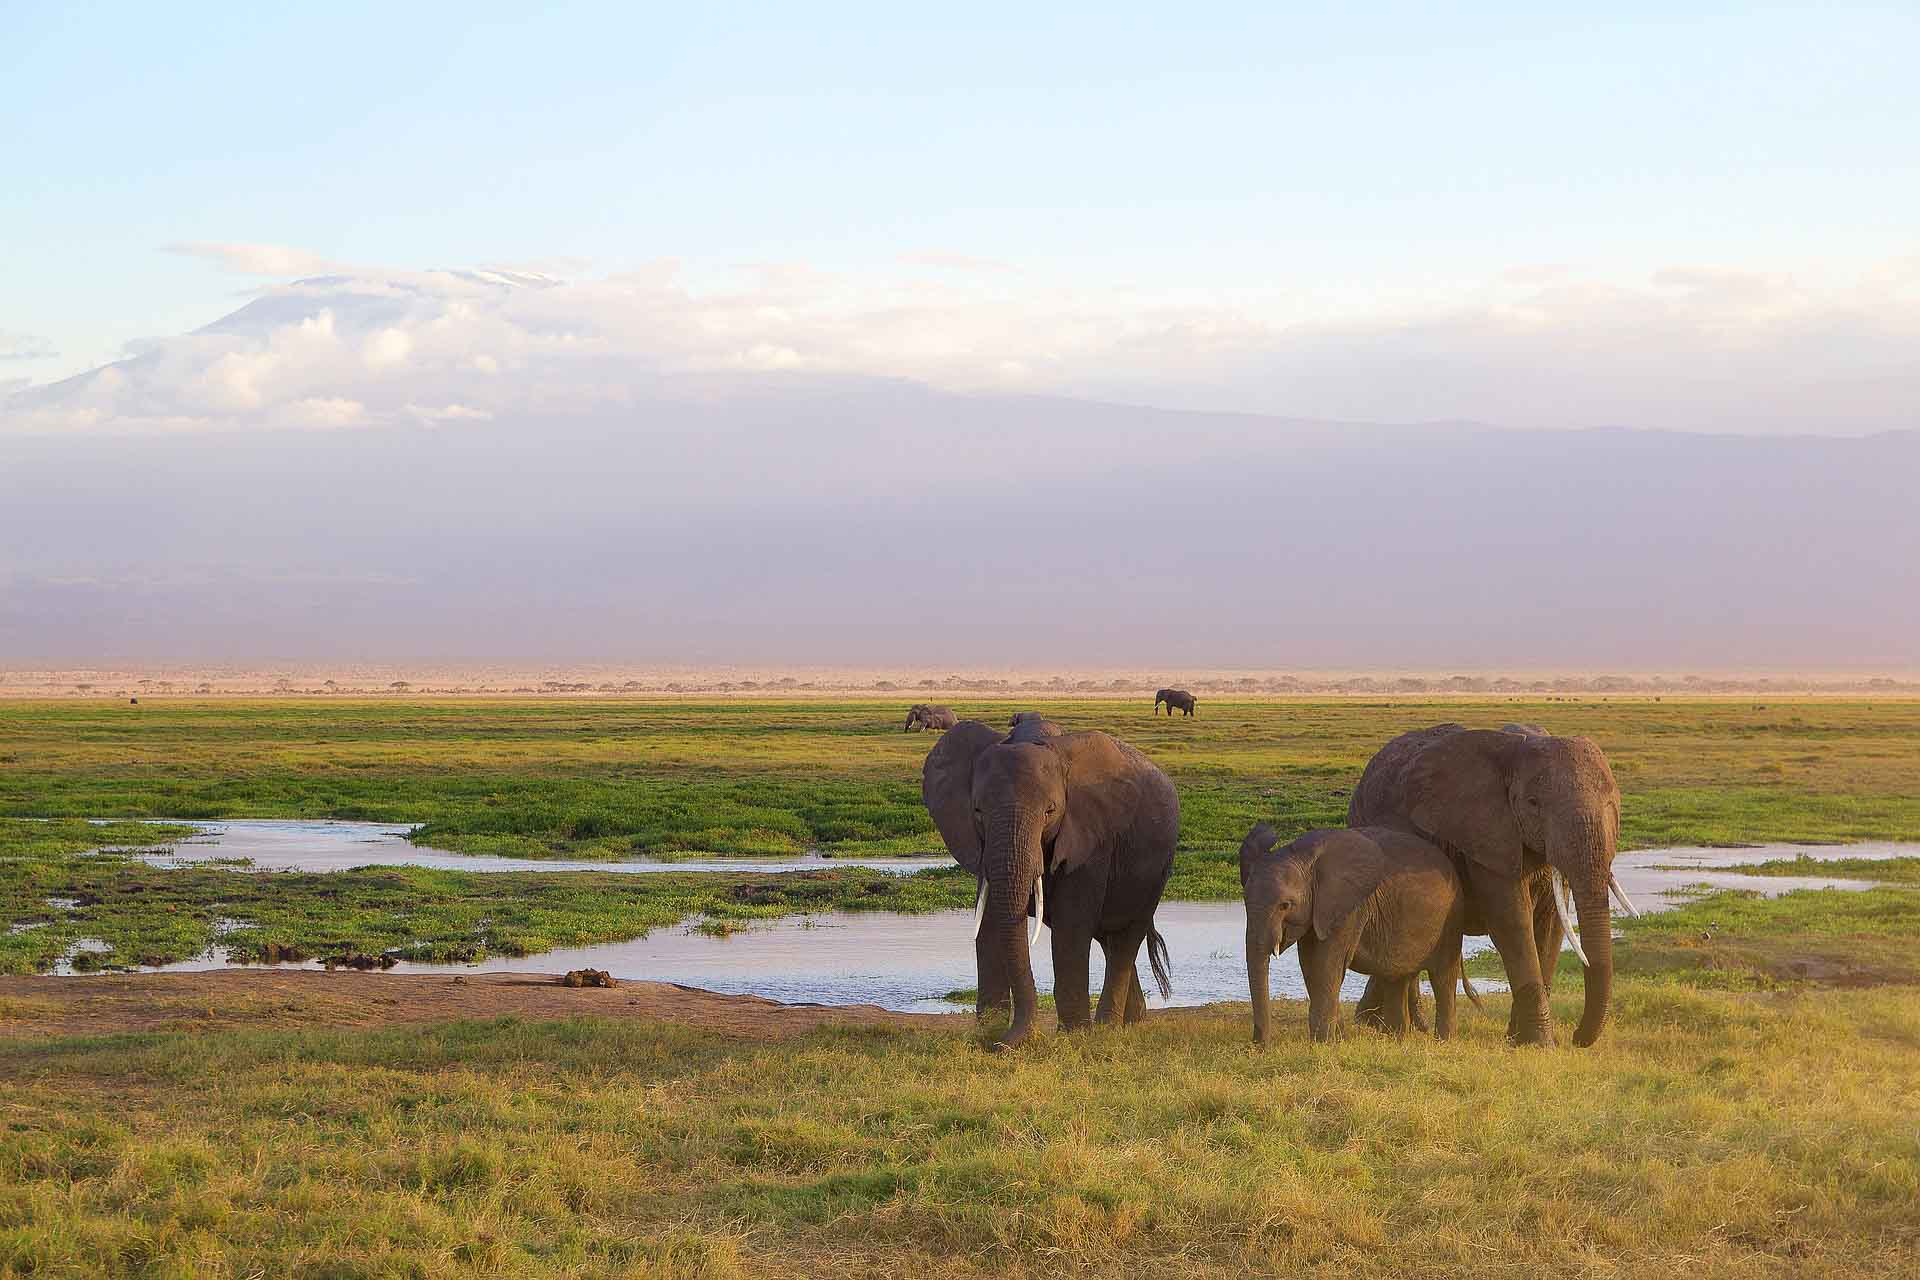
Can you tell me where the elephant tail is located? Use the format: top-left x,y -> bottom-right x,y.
1146,927 -> 1173,1000
1460,966 -> 1486,1014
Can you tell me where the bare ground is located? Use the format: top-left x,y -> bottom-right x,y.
0,970 -> 967,1042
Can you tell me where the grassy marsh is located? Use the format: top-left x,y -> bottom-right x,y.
3,698 -> 1919,974
5,698 -> 1917,861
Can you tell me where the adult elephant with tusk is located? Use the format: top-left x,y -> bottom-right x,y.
923,720 -> 1178,1050
1348,724 -> 1638,1047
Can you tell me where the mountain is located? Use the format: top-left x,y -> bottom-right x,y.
2,376 -> 1914,666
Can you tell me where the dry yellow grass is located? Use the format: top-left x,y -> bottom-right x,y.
1,979 -> 1916,1278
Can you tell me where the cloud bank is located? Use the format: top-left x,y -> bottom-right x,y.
5,248 -> 1917,435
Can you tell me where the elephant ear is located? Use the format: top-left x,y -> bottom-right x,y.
1049,732 -> 1148,877
1404,729 -> 1525,877
921,720 -> 1001,875
1308,830 -> 1394,941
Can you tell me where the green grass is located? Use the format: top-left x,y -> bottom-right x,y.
1,982 -> 1917,1277
1461,881 -> 1920,995
6,698 -> 1918,861
1718,854 -> 1920,884
0,834 -> 972,975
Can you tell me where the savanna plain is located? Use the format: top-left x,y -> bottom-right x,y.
2,698 -> 1918,1277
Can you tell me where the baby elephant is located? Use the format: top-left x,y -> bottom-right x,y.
1241,822 -> 1472,1044
904,704 -> 958,732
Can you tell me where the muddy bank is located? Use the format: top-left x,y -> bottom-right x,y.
0,970 -> 965,1042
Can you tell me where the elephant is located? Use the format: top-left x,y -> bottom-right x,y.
904,704 -> 959,732
1154,688 -> 1196,717
923,720 -> 1178,1050
1348,724 -> 1638,1047
1008,711 -> 1065,740
1241,822 -> 1479,1044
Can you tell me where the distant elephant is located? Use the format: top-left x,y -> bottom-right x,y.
1154,688 -> 1196,717
904,704 -> 958,732
1348,724 -> 1637,1047
1241,822 -> 1478,1044
923,720 -> 1178,1050
1007,711 -> 1065,740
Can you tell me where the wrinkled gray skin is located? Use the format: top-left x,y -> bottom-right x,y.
1154,688 -> 1196,716
904,704 -> 959,732
1241,823 -> 1473,1044
924,721 -> 1178,1050
1007,712 -> 1065,740
1349,724 -> 1623,1047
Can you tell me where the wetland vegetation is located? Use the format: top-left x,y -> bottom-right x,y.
3,698 -> 1918,974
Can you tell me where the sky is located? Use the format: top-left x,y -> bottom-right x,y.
4,2 -> 1918,433
1,4 -> 1916,666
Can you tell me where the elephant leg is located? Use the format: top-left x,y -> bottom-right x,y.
1298,937 -> 1347,1043
1051,924 -> 1093,1032
1531,872 -> 1564,992
1098,932 -> 1121,1020
1406,981 -> 1430,1034
1470,864 -> 1552,1046
1430,950 -> 1460,1041
975,930 -> 1013,1020
1094,921 -> 1151,1026
1355,975 -> 1390,1030
1093,933 -> 1121,1024
1373,976 -> 1413,1035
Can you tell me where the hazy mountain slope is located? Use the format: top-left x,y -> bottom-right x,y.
2,381 -> 1912,666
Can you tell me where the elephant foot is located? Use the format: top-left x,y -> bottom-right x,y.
987,1026 -> 1034,1053
1504,983 -> 1555,1047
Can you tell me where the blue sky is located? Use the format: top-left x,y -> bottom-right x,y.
4,1 -> 1917,430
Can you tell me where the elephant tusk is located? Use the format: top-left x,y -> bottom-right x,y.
1608,871 -> 1641,918
973,880 -> 987,940
1030,874 -> 1044,947
1550,869 -> 1590,968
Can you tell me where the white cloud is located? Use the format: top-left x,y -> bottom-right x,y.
165,242 -> 341,276
406,402 -> 491,424
362,327 -> 413,369
902,251 -> 1013,273
284,397 -> 366,428
5,251 -> 1918,436
0,331 -> 56,361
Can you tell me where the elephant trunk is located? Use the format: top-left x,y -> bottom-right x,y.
984,809 -> 1044,1050
1570,875 -> 1614,1047
1246,917 -> 1273,1045
1555,817 -> 1616,1048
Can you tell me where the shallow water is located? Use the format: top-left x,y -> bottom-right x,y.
143,900 -> 1424,1013
62,820 -> 1920,1013
1611,841 -> 1916,905
122,819 -> 946,875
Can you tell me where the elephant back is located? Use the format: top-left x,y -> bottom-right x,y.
1347,724 -> 1467,830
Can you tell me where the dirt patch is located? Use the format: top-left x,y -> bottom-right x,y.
0,970 -> 966,1042
1764,953 -> 1915,988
